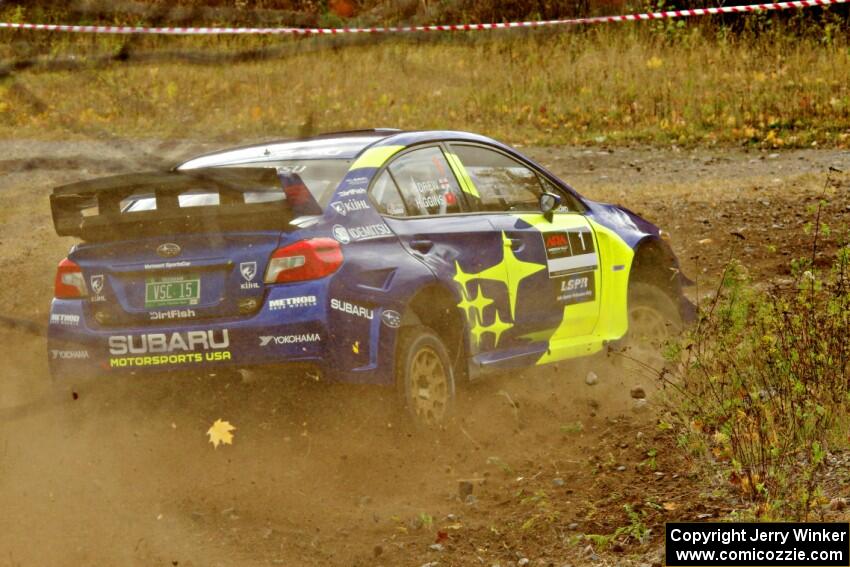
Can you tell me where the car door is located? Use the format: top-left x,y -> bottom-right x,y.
369,145 -> 515,359
447,143 -> 603,360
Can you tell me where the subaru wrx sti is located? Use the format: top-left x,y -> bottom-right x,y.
48,129 -> 692,425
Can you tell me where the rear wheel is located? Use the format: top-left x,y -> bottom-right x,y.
395,326 -> 455,427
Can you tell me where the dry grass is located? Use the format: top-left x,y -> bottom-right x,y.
1,21 -> 849,147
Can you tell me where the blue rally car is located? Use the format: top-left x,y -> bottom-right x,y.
48,129 -> 691,425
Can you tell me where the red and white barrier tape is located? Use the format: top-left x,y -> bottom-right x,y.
0,0 -> 846,35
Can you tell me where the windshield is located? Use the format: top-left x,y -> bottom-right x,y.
124,160 -> 351,212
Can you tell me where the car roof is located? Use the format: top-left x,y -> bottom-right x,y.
176,129 -> 507,170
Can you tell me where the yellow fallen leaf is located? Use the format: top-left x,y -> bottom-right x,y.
207,419 -> 236,448
663,501 -> 678,511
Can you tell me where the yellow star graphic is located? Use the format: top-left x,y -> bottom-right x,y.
498,233 -> 545,319
457,291 -> 476,321
452,232 -> 545,350
482,309 -> 512,347
469,319 -> 486,347
452,260 -> 478,296
467,285 -> 494,323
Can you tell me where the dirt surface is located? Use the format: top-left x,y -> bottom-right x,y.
1,140 -> 849,567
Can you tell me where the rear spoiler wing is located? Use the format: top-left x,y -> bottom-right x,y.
50,168 -> 319,241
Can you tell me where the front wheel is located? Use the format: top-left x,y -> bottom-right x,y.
623,282 -> 682,369
395,326 -> 456,427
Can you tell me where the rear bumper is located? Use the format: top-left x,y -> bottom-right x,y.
47,282 -> 395,385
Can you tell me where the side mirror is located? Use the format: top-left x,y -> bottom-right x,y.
539,192 -> 562,222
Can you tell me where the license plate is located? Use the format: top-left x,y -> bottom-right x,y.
145,276 -> 200,308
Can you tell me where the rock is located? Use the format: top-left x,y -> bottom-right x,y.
552,478 -> 565,487
616,465 -> 627,472
458,480 -> 474,500
429,543 -> 445,552
585,371 -> 599,386
421,562 -> 439,567
568,522 -> 579,530
518,559 -> 530,567
632,399 -> 649,413
630,386 -> 646,399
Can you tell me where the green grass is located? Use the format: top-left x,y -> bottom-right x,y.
1,21 -> 849,147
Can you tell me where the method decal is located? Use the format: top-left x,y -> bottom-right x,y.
269,295 -> 318,310
50,313 -> 80,326
541,229 -> 598,277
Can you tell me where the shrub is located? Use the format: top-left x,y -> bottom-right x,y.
667,198 -> 849,519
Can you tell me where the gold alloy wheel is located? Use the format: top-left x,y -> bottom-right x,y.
409,346 -> 449,425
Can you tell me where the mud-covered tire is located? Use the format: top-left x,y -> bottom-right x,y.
395,326 -> 456,427
624,282 -> 682,367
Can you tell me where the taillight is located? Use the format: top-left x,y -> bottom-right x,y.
264,238 -> 343,283
54,258 -> 88,299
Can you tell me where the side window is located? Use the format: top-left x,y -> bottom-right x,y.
370,170 -> 407,217
540,176 -> 585,213
387,147 -> 465,217
451,144 -> 543,212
